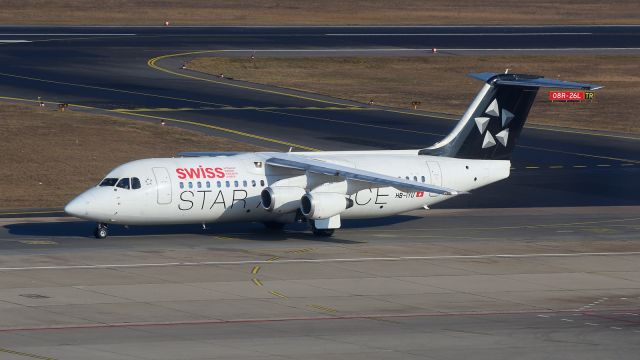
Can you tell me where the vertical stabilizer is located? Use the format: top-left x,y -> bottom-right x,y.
420,73 -> 601,160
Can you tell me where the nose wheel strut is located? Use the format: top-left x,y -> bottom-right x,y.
94,223 -> 108,239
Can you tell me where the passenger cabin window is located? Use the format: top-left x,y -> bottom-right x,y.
116,178 -> 130,189
99,178 -> 118,187
251,180 -> 256,187
131,177 -> 141,189
260,180 -> 265,187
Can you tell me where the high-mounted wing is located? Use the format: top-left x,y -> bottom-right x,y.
263,152 -> 463,196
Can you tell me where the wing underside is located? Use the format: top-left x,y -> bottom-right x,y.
263,153 -> 462,196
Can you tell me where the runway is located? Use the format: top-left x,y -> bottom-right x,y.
1,206 -> 639,359
1,26 -> 640,359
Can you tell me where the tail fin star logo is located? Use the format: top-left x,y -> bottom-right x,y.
474,98 -> 511,149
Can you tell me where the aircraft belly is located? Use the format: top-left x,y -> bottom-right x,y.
342,186 -> 430,219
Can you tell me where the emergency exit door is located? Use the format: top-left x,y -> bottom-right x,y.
426,161 -> 442,197
152,167 -> 172,205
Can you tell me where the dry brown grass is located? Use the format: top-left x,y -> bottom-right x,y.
188,55 -> 640,134
0,104 -> 263,209
0,0 -> 638,25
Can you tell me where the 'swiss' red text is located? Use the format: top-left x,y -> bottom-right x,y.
176,166 -> 225,179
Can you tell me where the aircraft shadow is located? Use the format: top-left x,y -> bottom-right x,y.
3,215 -> 419,243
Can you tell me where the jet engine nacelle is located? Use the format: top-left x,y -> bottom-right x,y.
300,192 -> 354,220
261,186 -> 306,214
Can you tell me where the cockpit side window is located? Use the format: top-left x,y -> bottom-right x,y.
131,177 -> 141,189
116,178 -> 130,189
99,178 -> 118,187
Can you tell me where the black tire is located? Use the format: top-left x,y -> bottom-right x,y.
312,228 -> 335,237
263,221 -> 286,231
310,221 -> 335,237
94,225 -> 108,239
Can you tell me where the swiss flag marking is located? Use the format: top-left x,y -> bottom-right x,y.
416,191 -> 424,198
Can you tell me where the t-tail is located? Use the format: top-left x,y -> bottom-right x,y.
420,72 -> 602,160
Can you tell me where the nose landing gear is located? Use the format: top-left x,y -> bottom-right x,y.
94,223 -> 108,239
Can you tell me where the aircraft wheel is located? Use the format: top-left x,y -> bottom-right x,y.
94,224 -> 108,239
310,221 -> 334,237
312,228 -> 334,237
263,221 -> 286,231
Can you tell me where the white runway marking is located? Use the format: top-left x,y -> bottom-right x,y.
0,40 -> 30,43
0,251 -> 639,271
326,32 -> 592,36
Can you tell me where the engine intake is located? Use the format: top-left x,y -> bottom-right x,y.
300,192 -> 354,220
261,186 -> 306,214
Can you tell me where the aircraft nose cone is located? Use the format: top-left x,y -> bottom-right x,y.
64,193 -> 94,218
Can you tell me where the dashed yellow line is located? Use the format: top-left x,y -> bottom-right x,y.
0,348 -> 57,360
513,164 -> 627,170
521,145 -> 640,164
267,256 -> 280,262
251,278 -> 263,287
286,248 -> 314,254
269,290 -> 288,299
251,265 -> 261,274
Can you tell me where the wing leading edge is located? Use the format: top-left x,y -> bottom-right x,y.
263,153 -> 463,196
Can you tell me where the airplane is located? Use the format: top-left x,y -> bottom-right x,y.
64,72 -> 601,239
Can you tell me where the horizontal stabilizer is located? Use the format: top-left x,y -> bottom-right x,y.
468,72 -> 603,90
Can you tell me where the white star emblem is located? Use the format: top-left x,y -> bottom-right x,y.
476,98 -> 513,149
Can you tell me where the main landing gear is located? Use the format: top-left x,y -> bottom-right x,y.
94,223 -> 108,239
310,221 -> 335,237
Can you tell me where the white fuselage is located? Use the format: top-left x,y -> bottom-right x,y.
65,151 -> 510,226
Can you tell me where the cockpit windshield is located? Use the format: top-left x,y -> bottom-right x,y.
116,178 -> 130,189
99,177 -> 142,189
99,178 -> 118,187
131,177 -> 141,189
